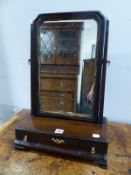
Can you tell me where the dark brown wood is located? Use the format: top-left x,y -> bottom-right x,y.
98,20 -> 109,122
17,11 -> 109,170
0,112 -> 130,174
31,11 -> 108,123
14,110 -> 108,168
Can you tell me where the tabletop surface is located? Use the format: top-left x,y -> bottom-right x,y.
0,110 -> 131,175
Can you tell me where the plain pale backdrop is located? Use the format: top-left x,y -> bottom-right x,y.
0,0 -> 131,123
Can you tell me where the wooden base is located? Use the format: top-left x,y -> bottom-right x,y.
14,111 -> 108,168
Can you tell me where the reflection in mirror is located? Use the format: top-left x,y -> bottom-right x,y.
38,19 -> 97,118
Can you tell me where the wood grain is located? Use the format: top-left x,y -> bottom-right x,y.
0,110 -> 130,175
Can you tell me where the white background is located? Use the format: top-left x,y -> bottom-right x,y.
0,0 -> 131,123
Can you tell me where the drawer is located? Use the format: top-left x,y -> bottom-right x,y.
15,129 -> 108,157
40,98 -> 73,112
15,129 -> 80,151
41,91 -> 74,100
40,78 -> 76,91
78,139 -> 108,155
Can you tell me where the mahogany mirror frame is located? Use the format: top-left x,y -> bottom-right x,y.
30,11 -> 109,123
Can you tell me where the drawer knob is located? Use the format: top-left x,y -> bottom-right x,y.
60,93 -> 65,97
91,147 -> 95,154
23,135 -> 28,142
60,82 -> 65,87
51,138 -> 65,144
60,101 -> 64,105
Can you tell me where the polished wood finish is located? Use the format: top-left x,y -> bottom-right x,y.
14,110 -> 108,168
99,20 -> 109,122
15,12 -> 109,170
1,111 -> 130,174
31,11 -> 108,122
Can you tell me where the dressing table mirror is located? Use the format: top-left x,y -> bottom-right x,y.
14,11 -> 109,168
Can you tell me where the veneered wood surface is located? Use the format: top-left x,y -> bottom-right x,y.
14,110 -> 107,139
0,110 -> 131,175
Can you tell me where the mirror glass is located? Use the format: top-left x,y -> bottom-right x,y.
37,19 -> 97,118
